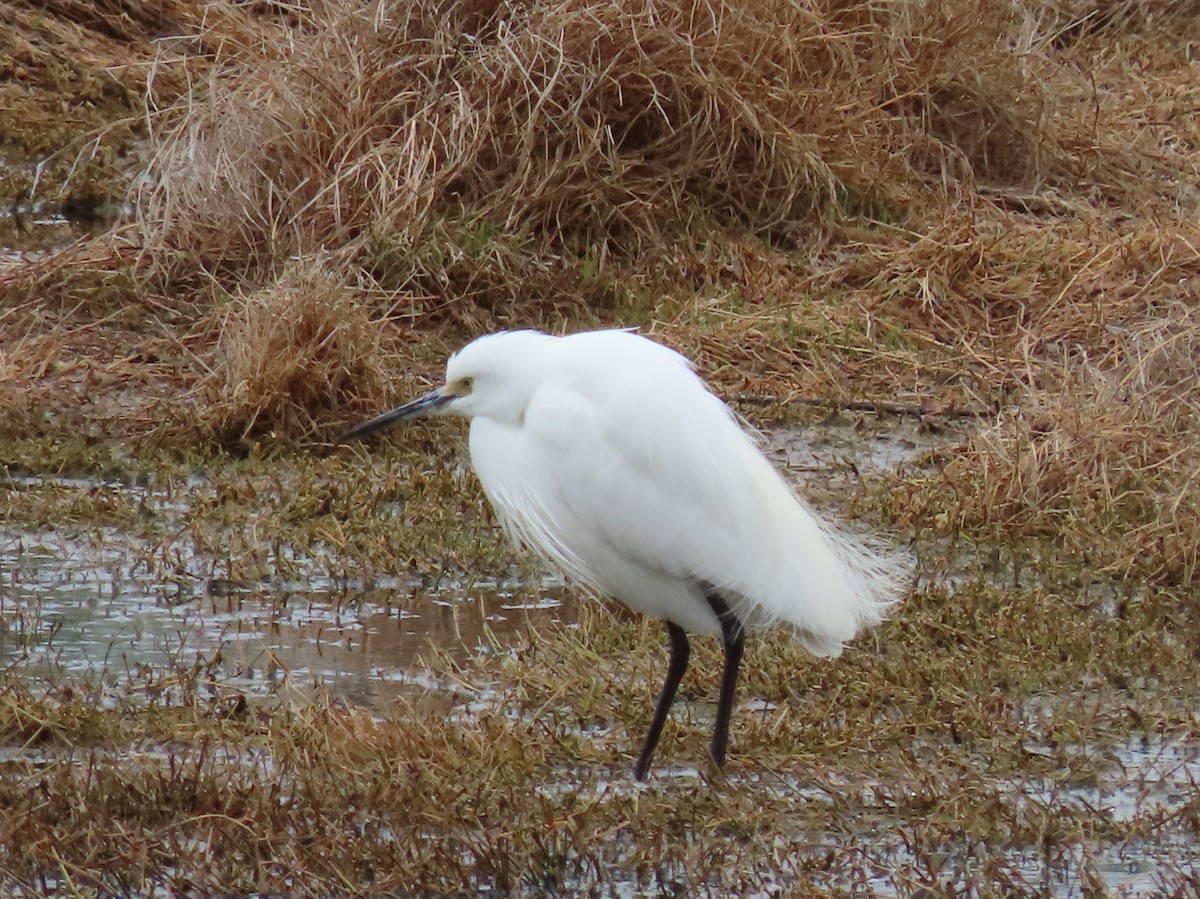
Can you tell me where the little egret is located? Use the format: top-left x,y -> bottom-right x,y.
342,329 -> 907,779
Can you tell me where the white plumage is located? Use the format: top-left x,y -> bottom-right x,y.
343,328 -> 908,778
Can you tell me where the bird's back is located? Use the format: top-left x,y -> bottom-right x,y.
468,330 -> 907,654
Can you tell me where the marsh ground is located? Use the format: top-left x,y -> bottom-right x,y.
2,0 -> 1199,895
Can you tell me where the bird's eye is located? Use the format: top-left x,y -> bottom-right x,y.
460,377 -> 474,393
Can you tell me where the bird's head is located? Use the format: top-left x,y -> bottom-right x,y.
339,330 -> 553,441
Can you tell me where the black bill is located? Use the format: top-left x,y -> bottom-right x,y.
339,388 -> 451,442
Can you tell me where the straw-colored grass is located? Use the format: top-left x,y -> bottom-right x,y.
137,0 -> 1110,291
200,259 -> 405,445
902,301 -> 1200,584
1,1 -> 1196,571
0,0 -> 196,207
2,0 -> 1197,575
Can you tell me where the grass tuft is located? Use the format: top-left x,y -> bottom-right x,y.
135,0 -> 1108,292
197,259 -> 402,446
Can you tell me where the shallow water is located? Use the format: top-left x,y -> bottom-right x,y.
3,415 -> 1198,896
763,410 -> 958,491
0,207 -> 118,266
0,415 -> 940,704
1,525 -> 573,707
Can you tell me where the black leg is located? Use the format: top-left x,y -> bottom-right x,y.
703,589 -> 745,771
633,622 -> 690,781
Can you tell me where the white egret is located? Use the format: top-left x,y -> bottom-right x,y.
342,329 -> 907,779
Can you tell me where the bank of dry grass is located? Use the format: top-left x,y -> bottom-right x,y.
200,260 -> 406,443
0,0 -> 197,208
918,302 -> 1200,584
137,0 -> 1084,282
846,210 -> 1200,585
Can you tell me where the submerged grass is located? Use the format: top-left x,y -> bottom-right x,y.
1,564 -> 1198,894
3,422 -> 1198,895
2,0 -> 1200,894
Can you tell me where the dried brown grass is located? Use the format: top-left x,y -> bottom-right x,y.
919,303 -> 1200,584
0,0 -> 193,208
136,0 -> 1105,292
3,3 -> 1200,892
198,259 -> 404,445
5,0 -> 1199,587
844,206 -> 1200,584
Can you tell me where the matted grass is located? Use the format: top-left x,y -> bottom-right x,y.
2,415 -> 1197,895
1,558 -> 1198,894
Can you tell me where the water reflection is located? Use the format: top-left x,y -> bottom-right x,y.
0,209 -> 116,267
207,584 -> 573,707
0,415 -> 949,706
0,528 -> 574,708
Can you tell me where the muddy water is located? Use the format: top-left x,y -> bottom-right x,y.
0,207 -> 120,269
0,521 -> 575,707
4,417 -> 1197,895
0,416 -> 944,705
